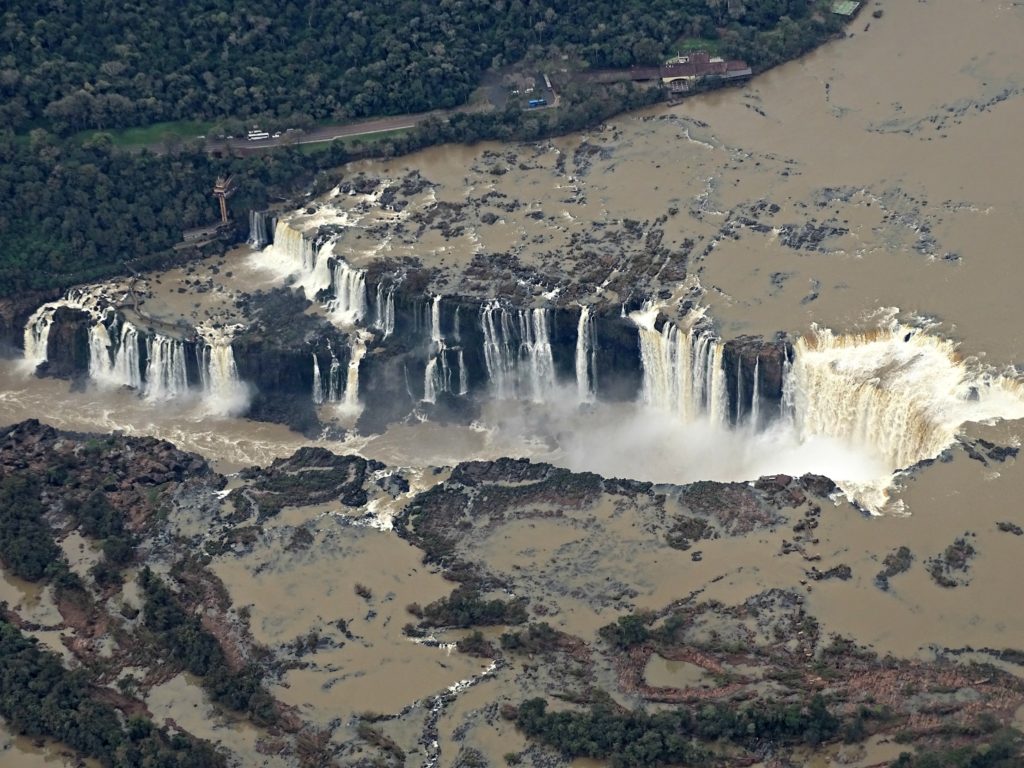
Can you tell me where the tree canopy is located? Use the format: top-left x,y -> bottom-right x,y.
2,0 -> 829,133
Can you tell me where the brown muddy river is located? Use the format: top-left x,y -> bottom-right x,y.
3,0 -> 1024,764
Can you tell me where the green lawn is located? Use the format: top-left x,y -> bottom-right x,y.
74,120 -> 214,149
667,37 -> 722,57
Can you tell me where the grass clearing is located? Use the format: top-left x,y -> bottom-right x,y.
74,120 -> 214,149
668,37 -> 722,57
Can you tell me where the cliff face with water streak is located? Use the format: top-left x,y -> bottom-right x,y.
722,336 -> 791,428
37,306 -> 92,380
23,277 -> 791,437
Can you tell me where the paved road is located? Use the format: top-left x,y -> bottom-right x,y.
207,112 -> 440,154
204,89 -> 558,154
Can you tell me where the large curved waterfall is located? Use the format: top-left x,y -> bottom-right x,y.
20,274 -> 1024,514
786,323 -> 1024,472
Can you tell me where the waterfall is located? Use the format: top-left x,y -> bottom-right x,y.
430,295 -> 442,345
785,323 -> 1024,472
111,322 -> 144,390
88,321 -> 114,382
202,342 -> 246,414
750,358 -> 761,431
457,348 -> 468,396
453,307 -> 462,342
480,302 -> 555,402
261,221 -> 332,295
327,354 -> 342,403
424,356 -> 440,403
735,357 -> 743,425
312,354 -> 324,404
328,259 -> 368,326
248,210 -> 273,249
634,308 -> 728,425
374,283 -> 395,338
521,308 -> 555,403
144,334 -> 188,400
23,306 -> 56,368
482,301 -> 515,399
424,295 -> 462,403
273,220 -> 318,273
575,305 -> 596,403
424,345 -> 459,403
342,333 -> 367,413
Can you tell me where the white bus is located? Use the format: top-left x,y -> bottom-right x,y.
247,130 -> 270,141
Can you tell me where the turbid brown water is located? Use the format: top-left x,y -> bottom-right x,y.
3,0 -> 1024,764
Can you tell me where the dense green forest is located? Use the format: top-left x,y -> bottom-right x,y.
514,694 -> 842,767
2,0 -> 838,133
0,617 -> 225,767
0,0 -> 845,304
139,568 -> 279,726
0,81 -> 661,298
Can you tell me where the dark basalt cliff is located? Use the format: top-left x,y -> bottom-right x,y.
37,306 -> 92,380
0,289 -> 61,357
722,335 -> 792,425
30,282 -> 787,435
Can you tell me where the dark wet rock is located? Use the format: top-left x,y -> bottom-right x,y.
926,534 -> 976,588
665,516 -> 713,550
36,306 -> 92,379
961,437 -> 1020,466
807,564 -> 852,581
677,481 -> 783,535
874,546 -> 914,591
721,336 -> 791,426
996,521 -> 1023,536
0,289 -> 61,355
231,448 -> 372,520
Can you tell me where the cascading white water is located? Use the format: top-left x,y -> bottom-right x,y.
457,349 -> 468,396
786,323 -> 1024,473
342,333 -> 368,414
23,306 -> 56,368
482,301 -> 515,399
429,296 -> 442,346
254,220 -> 370,329
423,356 -> 441,403
520,308 -> 555,403
424,295 -> 463,403
327,354 -> 342,403
145,335 -> 189,400
22,288 -> 101,369
374,283 -> 395,338
195,326 -> 248,415
735,357 -> 743,425
480,302 -> 556,402
575,305 -> 596,403
111,322 -> 144,390
88,321 -> 114,382
328,259 -> 368,326
255,221 -> 333,296
248,210 -> 273,249
633,307 -> 728,425
312,354 -> 324,404
750,358 -> 761,431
